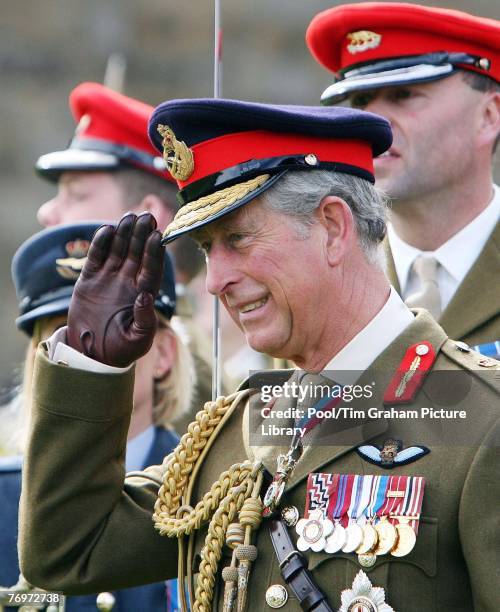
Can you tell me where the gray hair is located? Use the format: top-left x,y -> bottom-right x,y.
261,170 -> 388,263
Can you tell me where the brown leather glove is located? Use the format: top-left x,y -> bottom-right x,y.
67,213 -> 164,367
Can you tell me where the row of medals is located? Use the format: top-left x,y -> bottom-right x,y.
284,506 -> 417,560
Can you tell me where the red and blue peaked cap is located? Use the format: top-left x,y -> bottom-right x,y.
36,82 -> 172,182
306,3 -> 500,105
148,98 -> 392,243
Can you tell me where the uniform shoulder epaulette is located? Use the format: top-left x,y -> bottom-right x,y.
439,339 -> 500,391
441,339 -> 500,369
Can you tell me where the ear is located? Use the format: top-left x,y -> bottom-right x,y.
315,195 -> 355,266
476,92 -> 500,150
133,194 -> 175,233
152,326 -> 177,380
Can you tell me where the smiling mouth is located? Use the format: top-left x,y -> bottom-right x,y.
239,296 -> 269,314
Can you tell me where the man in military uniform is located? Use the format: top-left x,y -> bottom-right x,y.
35,81 -> 213,414
307,3 -> 500,358
3,222 -> 186,611
19,99 -> 499,611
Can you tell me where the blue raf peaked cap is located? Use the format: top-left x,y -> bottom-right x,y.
12,222 -> 176,336
147,98 -> 392,243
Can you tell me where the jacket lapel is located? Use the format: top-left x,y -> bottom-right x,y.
245,370 -> 301,475
384,222 -> 499,341
246,370 -> 388,479
439,222 -> 500,340
285,310 -> 448,492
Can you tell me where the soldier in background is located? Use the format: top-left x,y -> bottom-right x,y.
307,3 -> 500,357
1,221 -> 191,610
35,81 -> 215,413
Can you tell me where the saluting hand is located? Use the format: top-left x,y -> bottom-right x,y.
67,213 -> 164,367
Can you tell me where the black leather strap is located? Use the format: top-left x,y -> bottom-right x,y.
269,518 -> 336,611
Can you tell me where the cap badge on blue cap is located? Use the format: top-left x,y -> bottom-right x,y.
55,239 -> 90,280
157,124 -> 194,181
347,31 -> 382,55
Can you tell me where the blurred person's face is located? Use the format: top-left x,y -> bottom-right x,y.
37,171 -> 125,226
131,326 -> 175,431
349,74 -> 485,206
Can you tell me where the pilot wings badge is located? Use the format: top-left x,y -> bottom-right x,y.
356,438 -> 429,469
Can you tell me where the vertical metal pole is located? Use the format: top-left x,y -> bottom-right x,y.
214,0 -> 223,99
103,52 -> 127,93
212,0 -> 223,400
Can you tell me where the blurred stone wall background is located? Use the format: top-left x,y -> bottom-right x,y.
0,0 -> 498,393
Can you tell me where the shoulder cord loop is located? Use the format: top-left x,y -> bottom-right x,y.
154,390 -> 263,612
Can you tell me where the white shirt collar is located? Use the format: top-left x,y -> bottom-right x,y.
126,424 -> 155,473
388,184 -> 500,293
322,287 -> 414,385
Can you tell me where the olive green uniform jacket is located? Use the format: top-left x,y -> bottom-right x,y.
19,311 -> 500,611
384,222 -> 500,349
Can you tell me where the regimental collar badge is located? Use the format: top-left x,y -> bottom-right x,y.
55,239 -> 90,280
340,570 -> 394,612
356,438 -> 429,469
346,30 -> 382,55
383,342 -> 437,405
157,124 -> 194,181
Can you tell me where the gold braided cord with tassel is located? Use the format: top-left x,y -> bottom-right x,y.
235,493 -> 262,612
219,482 -> 263,612
222,523 -> 245,611
153,391 -> 264,612
163,174 -> 271,237
194,470 -> 262,611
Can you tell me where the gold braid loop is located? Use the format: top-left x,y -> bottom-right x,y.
155,461 -> 256,537
153,390 -> 264,612
163,173 -> 271,237
154,392 -> 246,524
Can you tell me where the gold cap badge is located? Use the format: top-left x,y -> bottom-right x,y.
56,239 -> 90,280
347,30 -> 382,55
157,124 -> 194,181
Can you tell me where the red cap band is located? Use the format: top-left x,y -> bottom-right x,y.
179,130 -> 374,188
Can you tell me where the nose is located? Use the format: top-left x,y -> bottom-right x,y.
205,245 -> 239,297
37,197 -> 60,227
